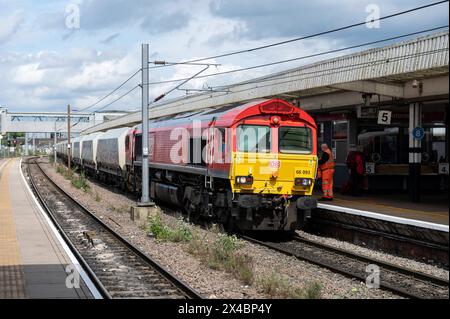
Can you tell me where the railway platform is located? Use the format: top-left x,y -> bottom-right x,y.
314,191 -> 448,228
311,190 -> 448,265
0,158 -> 94,299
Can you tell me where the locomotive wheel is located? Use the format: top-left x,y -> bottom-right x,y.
184,199 -> 200,224
222,214 -> 237,233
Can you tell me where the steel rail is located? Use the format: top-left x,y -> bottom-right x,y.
293,235 -> 449,287
26,157 -> 202,299
48,156 -> 448,299
311,218 -> 449,252
241,234 -> 448,299
26,157 -> 111,299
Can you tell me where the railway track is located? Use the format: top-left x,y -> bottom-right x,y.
308,209 -> 449,267
25,157 -> 202,299
242,234 -> 449,299
31,156 -> 447,299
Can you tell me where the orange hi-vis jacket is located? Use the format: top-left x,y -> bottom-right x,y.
319,148 -> 335,171
319,148 -> 335,199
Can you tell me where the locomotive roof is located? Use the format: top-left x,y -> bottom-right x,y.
153,99 -> 267,123
133,99 -> 315,130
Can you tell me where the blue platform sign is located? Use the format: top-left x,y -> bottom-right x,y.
412,127 -> 425,140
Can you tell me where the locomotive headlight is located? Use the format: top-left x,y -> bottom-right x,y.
271,116 -> 281,125
235,176 -> 254,185
295,178 -> 312,187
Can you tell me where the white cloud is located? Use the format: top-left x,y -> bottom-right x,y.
0,0 -> 447,112
11,63 -> 46,85
0,11 -> 24,45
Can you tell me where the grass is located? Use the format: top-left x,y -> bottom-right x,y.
147,213 -> 322,295
57,164 -> 74,180
188,232 -> 254,285
95,192 -> 101,202
209,233 -> 244,268
302,281 -> 322,299
259,272 -> 322,299
71,171 -> 90,192
147,214 -> 254,285
185,232 -> 208,255
56,164 -> 90,193
147,213 -> 193,243
56,164 -> 64,174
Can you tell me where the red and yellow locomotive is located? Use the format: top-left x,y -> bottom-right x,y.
124,99 -> 318,232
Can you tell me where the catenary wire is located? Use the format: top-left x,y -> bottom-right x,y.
150,0 -> 449,68
148,26 -> 448,86
148,47 -> 448,110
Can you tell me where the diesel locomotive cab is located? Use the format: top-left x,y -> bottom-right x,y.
229,101 -> 318,231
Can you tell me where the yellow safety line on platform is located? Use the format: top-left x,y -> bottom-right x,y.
0,159 -> 22,266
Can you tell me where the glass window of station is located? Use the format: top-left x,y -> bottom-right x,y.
356,103 -> 448,174
313,102 -> 448,178
332,120 -> 348,164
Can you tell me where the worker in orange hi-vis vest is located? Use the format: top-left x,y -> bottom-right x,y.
317,143 -> 335,201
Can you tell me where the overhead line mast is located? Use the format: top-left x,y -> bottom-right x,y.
67,104 -> 71,171
140,44 -> 151,206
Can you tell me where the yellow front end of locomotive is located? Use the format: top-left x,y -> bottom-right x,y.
230,152 -> 318,196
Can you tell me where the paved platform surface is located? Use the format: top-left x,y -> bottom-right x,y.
0,158 -> 93,299
314,190 -> 448,226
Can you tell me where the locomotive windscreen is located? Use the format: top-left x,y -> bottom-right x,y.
279,126 -> 312,154
237,125 -> 271,153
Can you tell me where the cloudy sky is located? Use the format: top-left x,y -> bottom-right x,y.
0,0 -> 448,112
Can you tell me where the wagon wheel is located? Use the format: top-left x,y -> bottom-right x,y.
125,174 -> 134,192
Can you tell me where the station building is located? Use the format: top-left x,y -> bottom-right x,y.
82,31 -> 449,202
310,87 -> 448,193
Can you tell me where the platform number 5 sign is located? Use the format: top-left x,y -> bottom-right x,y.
365,162 -> 375,175
377,110 -> 392,125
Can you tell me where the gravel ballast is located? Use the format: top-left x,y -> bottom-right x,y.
33,159 -> 448,299
296,230 -> 449,281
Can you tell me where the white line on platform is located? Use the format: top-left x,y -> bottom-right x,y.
317,203 -> 449,233
19,157 -> 103,299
